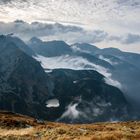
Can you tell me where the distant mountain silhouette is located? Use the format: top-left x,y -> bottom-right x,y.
28,37 -> 72,57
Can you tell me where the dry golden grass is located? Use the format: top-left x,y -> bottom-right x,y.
0,111 -> 140,140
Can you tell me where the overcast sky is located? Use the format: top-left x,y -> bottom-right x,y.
0,0 -> 140,53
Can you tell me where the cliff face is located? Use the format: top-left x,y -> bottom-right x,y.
0,35 -> 49,118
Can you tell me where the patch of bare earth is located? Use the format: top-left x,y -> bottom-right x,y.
0,111 -> 140,140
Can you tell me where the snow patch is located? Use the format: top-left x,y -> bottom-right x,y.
99,55 -> 119,65
45,69 -> 53,73
73,80 -> 78,84
71,45 -> 90,54
46,99 -> 60,108
105,78 -> 122,89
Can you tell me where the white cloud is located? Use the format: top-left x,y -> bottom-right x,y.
0,21 -> 82,40
58,99 -> 112,121
59,103 -> 80,119
41,29 -> 108,44
0,0 -> 139,34
35,55 -> 122,89
0,0 -> 140,52
108,33 -> 140,44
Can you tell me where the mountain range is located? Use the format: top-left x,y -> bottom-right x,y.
0,34 -> 140,123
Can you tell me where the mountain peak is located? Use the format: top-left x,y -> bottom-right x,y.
28,39 -> 72,57
71,43 -> 99,54
101,47 -> 121,53
0,34 -> 6,39
74,43 -> 98,48
46,40 -> 69,46
29,37 -> 42,44
14,20 -> 26,24
0,35 -> 35,56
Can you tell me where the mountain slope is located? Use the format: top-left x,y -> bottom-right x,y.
71,43 -> 140,106
96,53 -> 140,105
0,111 -> 140,140
97,47 -> 140,69
0,35 -> 49,119
0,35 -> 35,56
28,37 -> 72,57
71,43 -> 99,53
45,69 -> 132,123
0,36 -> 137,123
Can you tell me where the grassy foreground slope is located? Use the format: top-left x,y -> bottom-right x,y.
0,111 -> 140,140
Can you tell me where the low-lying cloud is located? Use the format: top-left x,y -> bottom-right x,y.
0,20 -> 108,44
0,21 -> 82,40
109,33 -> 140,44
35,54 -> 122,89
0,20 -> 140,52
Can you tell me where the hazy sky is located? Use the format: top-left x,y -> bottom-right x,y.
0,0 -> 140,52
